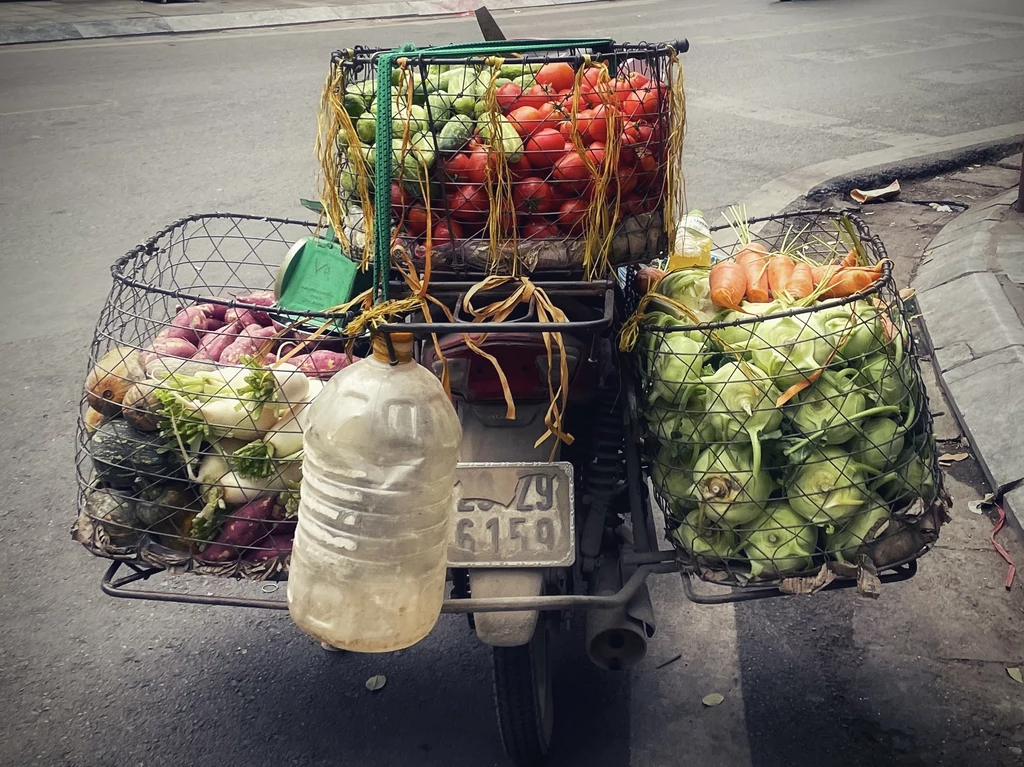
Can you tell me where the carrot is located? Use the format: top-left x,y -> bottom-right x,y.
735,243 -> 770,303
841,249 -> 858,268
709,261 -> 748,311
767,255 -> 795,299
787,262 -> 814,299
822,266 -> 883,298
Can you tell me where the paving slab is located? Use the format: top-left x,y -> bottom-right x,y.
917,272 -> 1024,371
942,345 -> 1024,491
915,230 -> 992,292
944,165 -> 1023,190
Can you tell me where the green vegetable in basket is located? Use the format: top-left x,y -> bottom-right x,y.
789,368 -> 898,446
438,113 -> 475,153
343,92 -> 366,119
701,361 -> 782,476
825,492 -> 891,562
711,310 -> 760,354
740,502 -> 817,579
788,445 -> 872,525
847,417 -> 905,472
355,112 -> 376,144
445,66 -> 486,97
654,268 -> 716,324
392,103 -> 429,136
817,301 -> 884,363
748,311 -> 832,390
874,443 -> 936,506
858,347 -> 911,411
644,403 -> 710,446
478,112 -> 524,162
426,93 -> 454,131
672,510 -> 740,563
650,445 -> 697,516
691,444 -> 773,527
647,331 -> 706,407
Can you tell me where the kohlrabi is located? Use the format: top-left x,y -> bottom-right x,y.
847,417 -> 905,472
788,445 -> 872,524
691,444 -> 774,527
816,301 -> 884,363
748,311 -> 833,390
825,492 -> 892,562
646,330 -> 706,407
672,510 -> 740,563
789,368 -> 898,445
739,502 -> 817,578
701,361 -> 782,475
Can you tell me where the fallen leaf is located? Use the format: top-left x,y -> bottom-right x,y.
702,693 -> 725,707
899,288 -> 916,300
365,674 -> 387,692
939,452 -> 969,463
1008,667 -> 1023,684
923,249 -> 933,256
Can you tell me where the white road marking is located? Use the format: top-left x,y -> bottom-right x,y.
913,58 -> 1024,85
790,26 -> 1024,64
0,102 -> 116,117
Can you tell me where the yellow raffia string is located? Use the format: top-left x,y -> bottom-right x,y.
316,59 -> 374,266
663,47 -> 687,257
461,276 -> 574,458
481,57 -> 519,277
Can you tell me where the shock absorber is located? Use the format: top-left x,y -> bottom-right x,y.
578,383 -> 628,573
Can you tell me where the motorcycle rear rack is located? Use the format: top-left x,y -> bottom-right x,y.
99,550 -> 918,612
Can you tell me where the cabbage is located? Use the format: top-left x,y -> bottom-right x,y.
846,417 -> 905,472
825,492 -> 892,562
646,331 -> 706,407
740,502 -> 817,578
691,444 -> 773,527
816,301 -> 884,363
701,361 -> 782,475
671,510 -> 740,562
748,311 -> 832,389
788,445 -> 872,524
654,268 -> 716,323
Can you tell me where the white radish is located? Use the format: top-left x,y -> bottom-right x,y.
270,362 -> 309,406
200,396 -> 278,439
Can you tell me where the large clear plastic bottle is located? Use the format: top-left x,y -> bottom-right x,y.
287,332 -> 462,652
668,210 -> 713,269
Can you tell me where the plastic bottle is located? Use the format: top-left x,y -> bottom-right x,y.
667,210 -> 713,269
287,332 -> 462,652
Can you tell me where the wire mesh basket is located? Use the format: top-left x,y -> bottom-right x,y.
73,214 -> 367,581
632,210 -> 947,588
321,39 -> 686,277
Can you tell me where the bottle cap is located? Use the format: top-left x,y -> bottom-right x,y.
371,332 -> 415,363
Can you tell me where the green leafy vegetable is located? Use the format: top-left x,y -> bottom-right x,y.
740,502 -> 817,578
231,439 -> 276,479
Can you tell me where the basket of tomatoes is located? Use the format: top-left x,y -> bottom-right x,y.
321,38 -> 686,277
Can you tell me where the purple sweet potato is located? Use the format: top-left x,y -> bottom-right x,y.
193,320 -> 241,362
204,318 -> 226,332
157,306 -> 209,345
198,496 -> 282,563
288,350 -> 354,380
242,534 -> 293,563
225,308 -> 263,327
141,337 -> 198,367
195,297 -> 233,321
236,290 -> 275,307
219,332 -> 275,365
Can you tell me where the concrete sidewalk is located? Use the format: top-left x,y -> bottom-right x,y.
914,166 -> 1024,527
0,0 -> 603,44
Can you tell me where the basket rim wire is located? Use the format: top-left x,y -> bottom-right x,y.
634,211 -> 943,586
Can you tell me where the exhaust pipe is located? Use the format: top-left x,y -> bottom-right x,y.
585,556 -> 655,671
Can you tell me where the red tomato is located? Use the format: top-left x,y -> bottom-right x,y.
404,205 -> 430,237
576,105 -> 611,145
614,159 -> 639,197
432,219 -> 464,241
464,148 -> 493,185
443,152 -> 470,179
537,101 -> 567,130
507,106 -> 546,137
524,128 -> 566,168
507,153 -> 534,181
512,177 -> 555,215
449,184 -> 490,222
522,221 -> 562,239
558,120 -> 573,142
627,72 -> 650,90
556,198 -> 589,235
391,182 -> 413,210
496,82 -> 523,113
512,85 -> 554,111
553,150 -> 593,195
581,66 -> 604,92
622,88 -> 660,120
536,62 -> 575,92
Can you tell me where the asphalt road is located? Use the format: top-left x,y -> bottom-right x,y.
1,0 -> 1024,765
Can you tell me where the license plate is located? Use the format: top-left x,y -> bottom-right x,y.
447,462 -> 575,568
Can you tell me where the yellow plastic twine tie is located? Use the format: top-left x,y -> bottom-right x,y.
316,61 -> 374,264
480,57 -> 519,277
664,46 -> 687,256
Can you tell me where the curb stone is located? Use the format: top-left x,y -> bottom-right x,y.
0,0 -> 608,45
912,189 -> 1024,531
